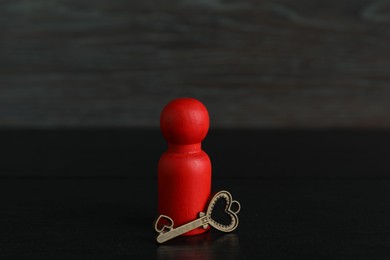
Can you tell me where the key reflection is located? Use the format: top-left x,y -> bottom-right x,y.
156,232 -> 240,260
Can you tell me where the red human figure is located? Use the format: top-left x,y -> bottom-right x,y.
158,98 -> 211,236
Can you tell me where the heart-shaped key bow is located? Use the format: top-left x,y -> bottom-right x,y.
154,190 -> 241,243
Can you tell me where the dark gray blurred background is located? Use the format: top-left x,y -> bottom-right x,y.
1,0 -> 390,178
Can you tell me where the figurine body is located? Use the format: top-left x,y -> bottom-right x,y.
158,98 -> 211,236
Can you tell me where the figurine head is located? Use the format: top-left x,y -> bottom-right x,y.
160,98 -> 209,145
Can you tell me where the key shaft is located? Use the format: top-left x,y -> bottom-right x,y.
157,216 -> 208,243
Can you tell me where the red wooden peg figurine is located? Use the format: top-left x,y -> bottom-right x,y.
158,98 -> 211,236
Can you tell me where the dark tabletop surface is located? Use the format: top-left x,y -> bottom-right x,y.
1,178 -> 390,259
1,129 -> 390,259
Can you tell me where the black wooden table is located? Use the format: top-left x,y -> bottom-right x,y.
1,178 -> 390,259
1,129 -> 390,259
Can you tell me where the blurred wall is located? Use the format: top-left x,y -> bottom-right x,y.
1,0 -> 390,128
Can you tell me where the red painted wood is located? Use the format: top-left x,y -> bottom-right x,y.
158,98 -> 211,236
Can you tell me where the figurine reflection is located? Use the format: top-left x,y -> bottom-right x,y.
156,233 -> 240,260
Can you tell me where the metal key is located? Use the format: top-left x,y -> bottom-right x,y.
154,190 -> 241,243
